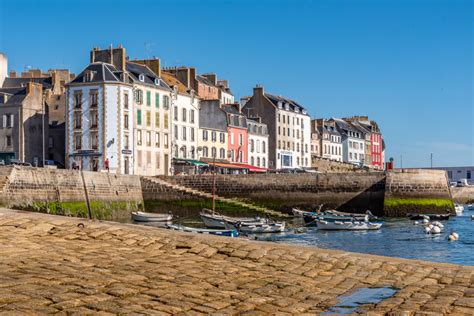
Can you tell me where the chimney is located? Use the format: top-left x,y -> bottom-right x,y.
90,45 -> 126,71
9,71 -> 16,78
134,58 -> 161,77
189,67 -> 196,90
253,84 -> 264,98
203,73 -> 217,85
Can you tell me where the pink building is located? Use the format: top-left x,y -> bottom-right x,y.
221,104 -> 248,164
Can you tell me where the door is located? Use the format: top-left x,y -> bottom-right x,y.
124,157 -> 129,175
164,154 -> 169,176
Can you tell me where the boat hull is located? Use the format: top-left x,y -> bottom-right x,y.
131,212 -> 173,222
237,222 -> 286,234
408,213 -> 451,220
316,220 -> 383,231
166,224 -> 239,237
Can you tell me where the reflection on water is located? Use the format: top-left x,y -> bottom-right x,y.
121,206 -> 474,266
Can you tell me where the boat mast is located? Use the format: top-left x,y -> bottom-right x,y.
212,153 -> 216,213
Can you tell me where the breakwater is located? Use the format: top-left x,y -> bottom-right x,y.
0,166 -> 455,218
0,208 -> 472,314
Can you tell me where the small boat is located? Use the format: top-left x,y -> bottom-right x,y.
467,204 -> 474,210
200,209 -> 269,229
324,209 -> 377,220
303,213 -> 369,226
408,213 -> 451,221
131,211 -> 173,222
455,204 -> 464,215
166,224 -> 239,237
231,221 -> 286,234
292,208 -> 314,217
316,220 -> 383,231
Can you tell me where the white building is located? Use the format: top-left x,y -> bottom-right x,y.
331,118 -> 365,166
67,62 -> 134,174
247,118 -> 269,169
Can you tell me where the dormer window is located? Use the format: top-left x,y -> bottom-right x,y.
277,101 -> 283,108
302,110 -> 307,115
294,106 -> 299,113
154,78 -> 160,85
83,71 -> 95,82
285,103 -> 289,110
139,74 -> 145,82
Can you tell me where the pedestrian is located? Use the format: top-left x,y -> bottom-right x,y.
104,158 -> 110,172
71,160 -> 77,170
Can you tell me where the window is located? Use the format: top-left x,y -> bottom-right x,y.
74,91 -> 82,108
211,131 -> 216,142
220,148 -> 225,159
6,136 -> 12,147
305,144 -> 308,153
74,134 -> 81,150
283,128 -> 285,136
239,134 -> 243,146
90,90 -> 98,107
211,147 -> 217,158
263,141 -> 266,153
256,140 -> 260,153
220,133 -> 225,143
137,130 -> 142,146
124,92 -> 129,109
203,146 -> 208,157
90,110 -> 98,128
155,113 -> 160,128
155,93 -> 160,108
190,110 -> 195,123
182,126 -> 187,141
74,112 -> 81,129
250,140 -> 254,152
136,89 -> 143,104
124,134 -> 129,150
190,128 -> 195,141
146,91 -> 151,106
146,131 -> 151,146
164,134 -> 168,148
137,110 -> 142,126
467,171 -> 471,179
163,95 -> 170,109
203,130 -> 208,141
174,106 -> 178,121
182,108 -> 187,122
90,132 -> 98,149
155,132 -> 160,147
251,157 -> 254,166
164,114 -> 169,129
283,115 -> 285,124
48,136 -> 53,148
174,125 -> 178,140
278,140 -> 281,149
137,150 -> 142,167
156,153 -> 160,169
146,111 -> 151,127
278,114 -> 280,122
124,114 -> 129,130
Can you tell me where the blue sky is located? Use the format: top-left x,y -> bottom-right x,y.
1,0 -> 472,167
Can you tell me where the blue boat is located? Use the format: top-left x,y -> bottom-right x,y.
166,224 -> 239,238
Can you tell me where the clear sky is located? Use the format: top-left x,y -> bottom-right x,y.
1,0 -> 472,167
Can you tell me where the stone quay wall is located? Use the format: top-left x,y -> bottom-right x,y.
451,186 -> 474,204
0,208 -> 472,314
0,166 -> 142,219
384,169 -> 454,217
152,172 -> 387,215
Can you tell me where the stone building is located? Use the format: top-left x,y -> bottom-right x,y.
221,103 -> 248,164
0,53 -> 7,88
311,119 -> 343,162
164,67 -> 220,101
247,117 -> 269,169
0,82 -> 47,164
242,85 -> 311,170
201,74 -> 234,105
67,45 -> 173,175
198,100 -> 228,161
330,118 -> 365,166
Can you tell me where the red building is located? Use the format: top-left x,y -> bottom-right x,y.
221,104 -> 248,164
371,132 -> 384,169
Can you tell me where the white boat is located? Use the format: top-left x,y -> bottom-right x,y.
200,209 -> 269,229
166,224 -> 239,237
467,204 -> 474,210
316,220 -> 383,231
131,211 -> 173,222
231,221 -> 286,234
454,204 -> 464,215
292,208 -> 313,217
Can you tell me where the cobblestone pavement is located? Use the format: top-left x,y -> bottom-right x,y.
0,209 -> 473,315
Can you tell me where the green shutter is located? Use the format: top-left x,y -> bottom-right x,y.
137,109 -> 142,125
146,91 -> 151,106
155,93 -> 160,108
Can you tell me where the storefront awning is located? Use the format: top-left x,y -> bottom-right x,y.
173,158 -> 208,166
208,162 -> 248,170
232,163 -> 268,173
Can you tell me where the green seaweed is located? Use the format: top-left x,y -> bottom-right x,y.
384,198 -> 454,209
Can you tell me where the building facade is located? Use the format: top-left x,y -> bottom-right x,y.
434,166 -> 474,184
198,100 -> 228,161
331,118 -> 365,166
242,85 -> 311,170
222,104 -> 248,164
164,67 -> 220,101
247,118 -> 269,168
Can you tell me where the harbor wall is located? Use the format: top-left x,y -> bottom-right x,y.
450,186 -> 474,204
0,166 -> 142,219
383,169 -> 454,217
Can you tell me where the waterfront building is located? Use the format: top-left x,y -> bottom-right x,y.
344,116 -> 384,169
433,166 -> 474,185
330,118 -> 365,166
222,104 -> 248,164
164,67 -> 219,100
198,100 -> 228,161
247,118 -> 269,168
0,82 -> 47,165
242,85 -> 311,170
311,119 -> 342,162
201,74 -> 234,105
67,46 -> 173,175
310,121 -> 321,158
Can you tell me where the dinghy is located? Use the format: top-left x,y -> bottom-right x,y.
316,220 -> 383,231
408,213 -> 451,221
455,204 -> 464,215
467,204 -> 474,211
303,213 -> 369,226
200,209 -> 268,229
231,221 -> 286,234
131,211 -> 173,222
166,224 -> 239,237
292,208 -> 314,217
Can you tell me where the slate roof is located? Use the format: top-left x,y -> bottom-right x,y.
126,62 -> 171,90
0,87 -> 28,105
264,93 -> 308,115
161,71 -> 190,95
331,118 -> 364,138
196,75 -> 215,86
199,100 -> 227,131
221,105 -> 247,129
70,62 -> 123,84
2,77 -> 53,89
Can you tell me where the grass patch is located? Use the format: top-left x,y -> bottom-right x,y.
384,198 -> 454,209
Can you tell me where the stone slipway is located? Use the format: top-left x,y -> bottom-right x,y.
0,209 -> 472,315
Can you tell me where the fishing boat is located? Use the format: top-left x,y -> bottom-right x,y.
292,208 -> 314,217
325,209 -> 377,220
230,221 -> 286,234
316,219 -> 383,231
455,204 -> 464,215
303,213 -> 369,225
408,213 -> 451,221
166,224 -> 239,237
200,209 -> 269,229
131,211 -> 173,222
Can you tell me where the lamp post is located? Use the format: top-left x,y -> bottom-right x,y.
430,153 -> 433,169
212,150 -> 216,212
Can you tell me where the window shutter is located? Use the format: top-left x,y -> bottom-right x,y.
2,115 -> 6,128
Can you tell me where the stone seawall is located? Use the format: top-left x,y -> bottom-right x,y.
451,186 -> 474,204
384,169 -> 454,216
0,209 -> 472,314
0,166 -> 142,219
